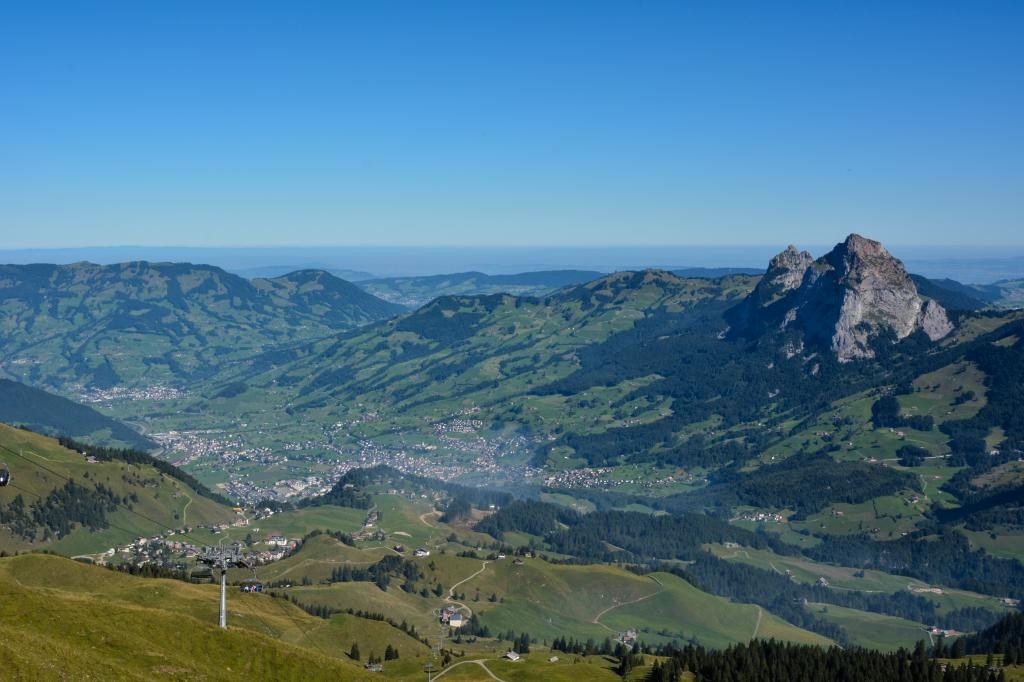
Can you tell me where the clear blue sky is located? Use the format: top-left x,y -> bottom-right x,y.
2,1 -> 1021,248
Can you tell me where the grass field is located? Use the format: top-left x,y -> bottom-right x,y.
807,603 -> 928,651
0,424 -> 234,555
707,543 -> 1012,617
962,526 -> 1024,563
0,553 -> 368,680
599,571 -> 832,649
250,531 -> 831,652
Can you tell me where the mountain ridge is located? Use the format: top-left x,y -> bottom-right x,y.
728,234 -> 954,361
0,261 -> 402,390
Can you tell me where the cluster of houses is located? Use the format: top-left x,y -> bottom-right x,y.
616,629 -> 639,647
910,585 -> 945,595
738,511 -> 785,523
439,605 -> 464,628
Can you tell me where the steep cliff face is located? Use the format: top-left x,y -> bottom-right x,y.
728,234 -> 954,361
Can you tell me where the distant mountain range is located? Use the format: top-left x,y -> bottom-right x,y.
178,235 -> 1022,480
358,268 -> 775,308
358,270 -> 607,307
0,261 -> 403,389
230,264 -> 376,281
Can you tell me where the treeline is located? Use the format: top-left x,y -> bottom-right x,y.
56,435 -> 232,506
0,480 -> 122,540
718,451 -> 918,518
934,485 -> 1024,526
440,496 -> 472,523
965,612 -> 1024,661
474,499 -> 575,539
327,554 -> 423,592
0,380 -> 156,450
476,499 -> 789,561
871,395 -> 935,431
552,635 -> 641,658
647,639 -> 1007,682
676,555 -> 1002,640
547,509 -> 786,561
806,531 -> 1024,599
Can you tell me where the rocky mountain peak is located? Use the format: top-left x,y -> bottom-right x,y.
760,245 -> 814,303
728,234 -> 954,361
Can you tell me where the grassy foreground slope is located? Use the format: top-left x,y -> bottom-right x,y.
0,554 -> 364,681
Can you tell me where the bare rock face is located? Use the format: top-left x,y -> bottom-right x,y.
763,245 -> 814,300
728,234 -> 954,361
921,299 -> 955,340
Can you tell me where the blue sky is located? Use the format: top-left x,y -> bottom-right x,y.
2,1 -> 1022,248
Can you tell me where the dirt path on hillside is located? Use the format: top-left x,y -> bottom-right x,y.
433,659 -> 507,681
591,575 -> 664,633
443,560 -> 490,618
420,510 -> 442,527
751,605 -> 763,639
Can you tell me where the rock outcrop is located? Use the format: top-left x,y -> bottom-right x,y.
728,234 -> 954,361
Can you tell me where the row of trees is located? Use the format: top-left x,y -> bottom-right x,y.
646,640 -> 1009,682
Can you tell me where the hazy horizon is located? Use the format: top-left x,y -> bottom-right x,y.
4,242 -> 1024,283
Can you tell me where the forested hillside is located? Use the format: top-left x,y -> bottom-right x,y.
0,378 -> 154,449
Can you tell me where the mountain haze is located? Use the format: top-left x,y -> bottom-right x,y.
358,269 -> 607,307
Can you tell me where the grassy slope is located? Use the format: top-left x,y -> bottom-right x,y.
598,571 -> 832,649
213,501 -> 831,652
808,603 -> 929,651
0,423 -> 233,554
145,273 -> 758,465
0,554 -> 365,681
707,543 -> 1013,617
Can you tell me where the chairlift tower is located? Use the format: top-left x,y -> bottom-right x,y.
197,544 -> 251,629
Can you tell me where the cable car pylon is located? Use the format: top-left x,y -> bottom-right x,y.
197,544 -> 252,629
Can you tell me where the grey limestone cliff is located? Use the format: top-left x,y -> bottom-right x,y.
728,234 -> 953,361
